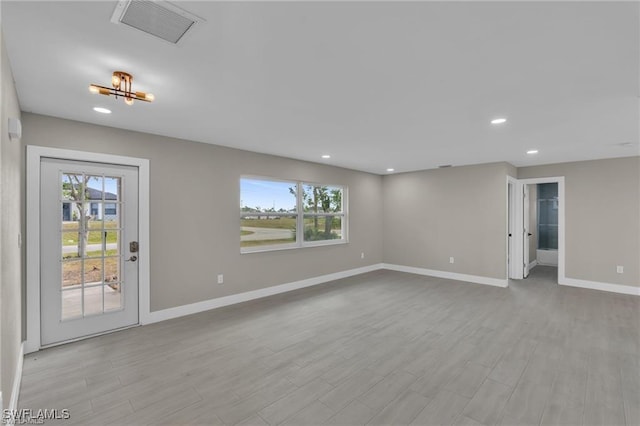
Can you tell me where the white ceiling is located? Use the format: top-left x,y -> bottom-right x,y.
2,1 -> 639,174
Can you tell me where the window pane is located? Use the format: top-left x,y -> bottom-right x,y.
303,215 -> 343,242
241,178 -> 298,249
241,215 -> 297,248
302,184 -> 343,213
241,178 -> 297,213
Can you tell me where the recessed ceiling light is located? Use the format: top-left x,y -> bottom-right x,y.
491,118 -> 507,124
321,154 -> 331,159
527,150 -> 538,155
386,168 -> 395,172
93,107 -> 111,114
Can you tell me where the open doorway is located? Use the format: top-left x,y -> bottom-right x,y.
507,177 -> 564,283
524,183 -> 559,278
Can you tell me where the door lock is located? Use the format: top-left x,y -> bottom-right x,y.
129,241 -> 139,253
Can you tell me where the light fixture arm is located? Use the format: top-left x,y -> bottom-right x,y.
90,70 -> 154,104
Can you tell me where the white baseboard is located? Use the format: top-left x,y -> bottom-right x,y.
8,342 -> 24,414
382,263 -> 508,288
143,264 -> 385,324
560,277 -> 640,296
528,260 -> 538,270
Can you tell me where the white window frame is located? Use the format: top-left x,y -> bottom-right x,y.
240,176 -> 348,254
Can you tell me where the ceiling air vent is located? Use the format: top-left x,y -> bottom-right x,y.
111,0 -> 202,44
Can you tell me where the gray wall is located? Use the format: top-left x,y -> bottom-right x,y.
383,162 -> 513,280
519,157 -> 640,287
22,113 -> 384,311
1,32 -> 22,407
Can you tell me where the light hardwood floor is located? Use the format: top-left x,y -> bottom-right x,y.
19,266 -> 639,425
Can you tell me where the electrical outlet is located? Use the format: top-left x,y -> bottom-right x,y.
449,257 -> 454,264
361,252 -> 365,259
217,274 -> 224,284
616,266 -> 624,274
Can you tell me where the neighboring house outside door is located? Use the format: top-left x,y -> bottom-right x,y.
62,187 -> 118,221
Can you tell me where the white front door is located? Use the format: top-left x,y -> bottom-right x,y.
40,158 -> 139,346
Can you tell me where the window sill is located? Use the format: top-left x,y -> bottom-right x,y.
241,239 -> 348,254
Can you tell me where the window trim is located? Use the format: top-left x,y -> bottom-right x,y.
240,177 -> 348,254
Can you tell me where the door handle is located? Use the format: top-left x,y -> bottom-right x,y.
528,233 -> 533,236
126,255 -> 138,262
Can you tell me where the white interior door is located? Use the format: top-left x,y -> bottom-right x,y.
523,184 -> 531,278
40,158 -> 139,346
508,181 -> 514,279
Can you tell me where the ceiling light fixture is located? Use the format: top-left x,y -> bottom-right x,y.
491,118 -> 507,124
386,168 -> 395,172
89,71 -> 154,105
321,154 -> 331,159
93,107 -> 112,114
527,150 -> 538,155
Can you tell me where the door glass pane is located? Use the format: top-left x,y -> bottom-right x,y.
84,258 -> 104,285
88,202 -> 103,222
61,288 -> 82,320
61,229 -> 80,260
86,175 -> 104,200
104,256 -> 120,285
104,203 -> 119,225
104,176 -> 122,201
86,230 -> 105,258
105,230 -> 120,254
104,177 -> 121,201
84,285 -> 104,316
46,162 -> 135,337
62,260 -> 82,288
105,205 -> 120,224
61,174 -> 83,201
104,284 -> 122,312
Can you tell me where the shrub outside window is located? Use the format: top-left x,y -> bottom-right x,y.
240,177 -> 347,253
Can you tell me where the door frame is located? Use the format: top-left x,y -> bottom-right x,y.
523,183 -> 531,278
26,146 -> 150,353
507,176 -> 565,282
506,176 -> 518,281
